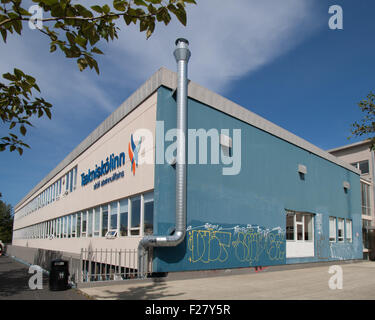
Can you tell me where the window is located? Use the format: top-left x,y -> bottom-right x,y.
286,212 -> 294,240
81,211 -> 87,237
144,193 -> 154,235
329,217 -> 336,242
285,211 -> 314,242
363,220 -> 371,249
101,205 -> 108,237
337,218 -> 344,242
94,207 -> 100,237
72,214 -> 77,237
361,182 -> 371,216
130,197 -> 141,235
304,214 -> 313,241
77,213 -> 81,238
119,199 -> 128,237
87,210 -> 93,237
346,219 -> 352,242
109,202 -> 118,231
351,160 -> 369,174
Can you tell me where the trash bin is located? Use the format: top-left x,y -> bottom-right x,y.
368,227 -> 375,261
49,259 -> 70,291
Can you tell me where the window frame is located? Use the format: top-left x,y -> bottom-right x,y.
346,219 -> 352,243
285,211 -> 314,242
337,218 -> 345,242
329,217 -> 337,242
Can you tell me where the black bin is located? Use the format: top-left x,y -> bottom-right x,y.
368,227 -> 375,261
49,259 -> 70,291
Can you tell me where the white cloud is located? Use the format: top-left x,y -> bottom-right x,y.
108,0 -> 321,93
0,0 -> 322,127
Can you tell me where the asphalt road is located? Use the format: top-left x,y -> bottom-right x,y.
0,255 -> 90,300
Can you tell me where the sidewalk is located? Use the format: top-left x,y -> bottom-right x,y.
79,261 -> 375,300
0,255 -> 89,300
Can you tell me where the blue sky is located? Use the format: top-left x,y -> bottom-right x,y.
1,0 -> 374,209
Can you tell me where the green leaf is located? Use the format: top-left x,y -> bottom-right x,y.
40,0 -> 59,6
17,147 -> 23,155
20,125 -> 26,136
91,47 -> 103,54
45,108 -> 52,119
0,28 -> 7,43
3,72 -> 16,81
113,0 -> 127,11
134,0 -> 147,6
102,4 -> 110,14
91,5 -> 103,13
75,35 -> 87,48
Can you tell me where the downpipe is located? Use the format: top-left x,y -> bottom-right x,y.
137,39 -> 191,278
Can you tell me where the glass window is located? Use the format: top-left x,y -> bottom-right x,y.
286,213 -> 294,240
63,216 -> 67,238
361,182 -> 371,216
337,218 -> 344,242
110,202 -> 118,231
67,215 -> 71,238
72,214 -> 77,237
144,193 -> 154,235
82,211 -> 87,236
329,217 -> 336,242
296,213 -> 303,223
94,207 -> 100,237
88,210 -> 93,237
297,224 -> 303,241
346,219 -> 352,242
101,205 -> 108,237
70,169 -> 74,192
119,199 -> 128,237
359,161 -> 369,174
77,213 -> 81,238
130,197 -> 141,235
73,167 -> 77,190
304,214 -> 313,241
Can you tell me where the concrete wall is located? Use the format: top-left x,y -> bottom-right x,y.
330,143 -> 375,224
152,86 -> 363,272
13,92 -> 157,254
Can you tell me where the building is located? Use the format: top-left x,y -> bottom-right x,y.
11,41 -> 363,277
328,139 -> 375,259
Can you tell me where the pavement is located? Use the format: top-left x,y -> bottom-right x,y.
79,261 -> 375,300
0,255 -> 90,300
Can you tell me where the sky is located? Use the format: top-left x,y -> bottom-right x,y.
1,0 -> 374,209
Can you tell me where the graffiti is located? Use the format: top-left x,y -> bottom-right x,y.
187,224 -> 285,266
188,229 -> 232,263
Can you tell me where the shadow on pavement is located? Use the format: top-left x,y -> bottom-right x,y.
89,278 -> 185,300
0,256 -> 89,300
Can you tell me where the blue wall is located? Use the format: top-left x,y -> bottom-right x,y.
153,86 -> 362,272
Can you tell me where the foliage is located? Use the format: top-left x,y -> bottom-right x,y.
350,92 -> 375,150
0,195 -> 13,243
0,0 -> 196,154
